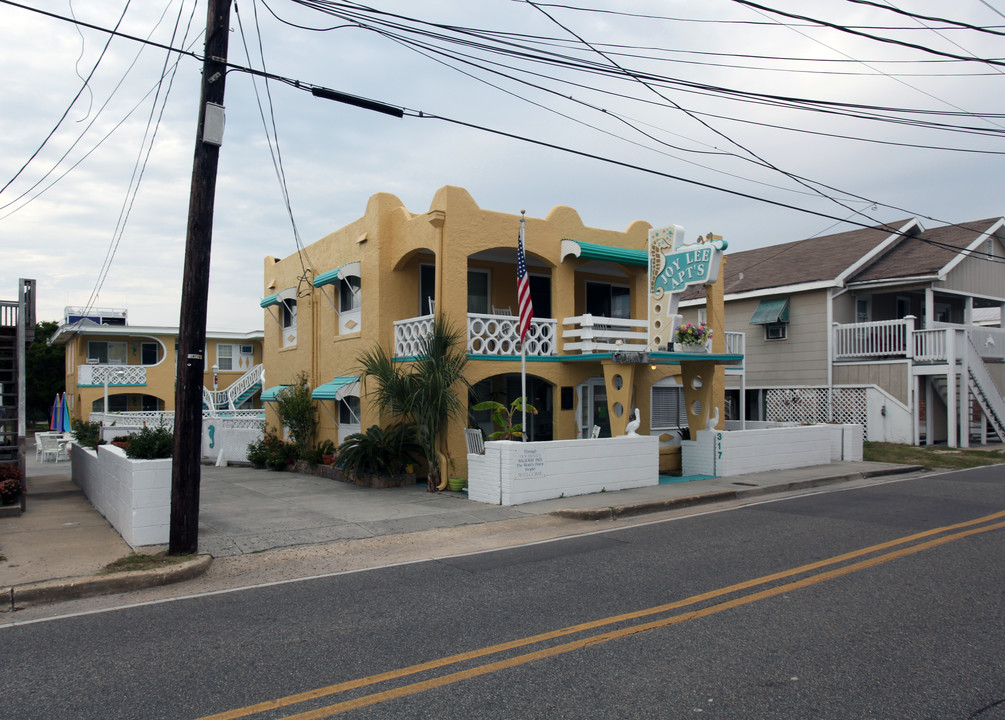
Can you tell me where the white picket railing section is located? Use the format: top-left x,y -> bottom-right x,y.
205,364 -> 264,410
833,318 -> 914,360
724,331 -> 745,357
78,364 -> 147,386
393,313 -> 435,357
89,409 -> 264,430
562,315 -> 649,353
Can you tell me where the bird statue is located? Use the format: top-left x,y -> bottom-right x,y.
705,405 -> 720,432
624,407 -> 641,436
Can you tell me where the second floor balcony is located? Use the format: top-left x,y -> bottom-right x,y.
77,364 -> 147,387
394,310 -> 744,360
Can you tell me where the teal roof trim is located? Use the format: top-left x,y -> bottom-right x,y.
260,293 -> 279,308
312,376 -> 360,401
562,239 -> 648,266
750,297 -> 790,324
261,385 -> 290,402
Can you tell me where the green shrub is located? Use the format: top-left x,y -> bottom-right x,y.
247,429 -> 297,470
337,423 -> 421,479
274,371 -> 317,460
124,426 -> 174,459
71,418 -> 103,450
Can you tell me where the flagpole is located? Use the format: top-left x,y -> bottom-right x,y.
520,211 -> 527,441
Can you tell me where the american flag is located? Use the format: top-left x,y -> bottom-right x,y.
517,214 -> 534,343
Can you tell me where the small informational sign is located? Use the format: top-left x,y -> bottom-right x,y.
515,448 -> 546,480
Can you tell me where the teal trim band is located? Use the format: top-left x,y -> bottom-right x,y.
77,383 -> 147,388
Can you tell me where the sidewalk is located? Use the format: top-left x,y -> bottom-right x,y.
1,447 -> 924,608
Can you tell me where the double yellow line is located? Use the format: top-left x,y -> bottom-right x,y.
199,508 -> 1005,720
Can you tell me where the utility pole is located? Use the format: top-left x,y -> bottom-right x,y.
170,0 -> 232,555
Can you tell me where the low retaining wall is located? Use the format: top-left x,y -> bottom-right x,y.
71,443 -> 170,548
468,436 -> 659,506
98,421 -> 263,465
682,424 -> 863,477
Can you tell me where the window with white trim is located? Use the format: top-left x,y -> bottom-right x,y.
217,343 -> 234,371
281,299 -> 297,347
87,340 -> 127,365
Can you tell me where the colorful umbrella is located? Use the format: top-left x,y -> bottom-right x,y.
49,394 -> 60,431
60,392 -> 72,433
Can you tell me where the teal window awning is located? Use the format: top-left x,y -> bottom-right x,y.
560,239 -> 647,266
750,297 -> 790,325
261,385 -> 290,402
312,376 -> 360,401
313,261 -> 361,289
261,287 -> 296,308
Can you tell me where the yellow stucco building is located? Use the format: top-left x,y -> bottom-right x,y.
261,186 -> 730,479
51,309 -> 264,422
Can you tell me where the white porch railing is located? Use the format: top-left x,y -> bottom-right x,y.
88,409 -> 265,430
394,313 -> 435,357
78,364 -> 147,386
562,315 -> 649,353
833,318 -> 914,360
205,364 -> 263,410
467,313 -> 557,356
724,331 -> 745,356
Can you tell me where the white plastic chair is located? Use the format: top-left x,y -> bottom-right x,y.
590,425 -> 601,439
492,305 -> 513,316
38,433 -> 61,462
464,428 -> 485,455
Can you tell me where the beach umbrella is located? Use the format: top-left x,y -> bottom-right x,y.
50,394 -> 60,430
60,392 -> 72,433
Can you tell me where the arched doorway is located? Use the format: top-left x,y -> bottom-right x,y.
469,373 -> 553,441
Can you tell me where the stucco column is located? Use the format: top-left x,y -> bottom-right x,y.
705,256 -> 726,429
602,360 -> 636,436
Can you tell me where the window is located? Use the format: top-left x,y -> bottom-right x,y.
896,296 -> 911,319
339,395 -> 361,425
217,344 -> 234,371
339,276 -> 361,312
281,299 -> 298,347
141,342 -> 158,365
765,322 -> 787,340
586,282 -> 630,318
468,269 -> 489,314
87,340 -> 127,365
651,384 -> 687,430
856,297 -> 871,323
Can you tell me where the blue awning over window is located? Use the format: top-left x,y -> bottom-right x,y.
750,297 -> 790,324
313,261 -> 361,289
311,376 -> 360,401
261,385 -> 290,402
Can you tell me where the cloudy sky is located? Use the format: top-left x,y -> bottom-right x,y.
2,0 -> 1003,329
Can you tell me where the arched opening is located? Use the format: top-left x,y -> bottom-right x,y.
469,373 -> 553,442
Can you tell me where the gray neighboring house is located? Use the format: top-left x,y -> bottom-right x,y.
681,217 -> 1005,447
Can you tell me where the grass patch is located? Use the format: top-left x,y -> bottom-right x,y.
864,441 -> 1005,470
99,551 -> 196,575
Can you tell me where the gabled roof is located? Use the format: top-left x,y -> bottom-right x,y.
847,218 -> 1003,284
682,219 -> 917,300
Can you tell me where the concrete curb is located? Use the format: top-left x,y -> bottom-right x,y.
2,554 -> 213,611
549,465 -> 925,521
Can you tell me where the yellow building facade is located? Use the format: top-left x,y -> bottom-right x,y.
261,186 -> 728,478
51,321 -> 264,422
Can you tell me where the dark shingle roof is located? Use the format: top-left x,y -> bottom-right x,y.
848,218 -> 1000,283
682,219 -> 916,300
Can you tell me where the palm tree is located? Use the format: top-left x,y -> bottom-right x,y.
356,316 -> 469,491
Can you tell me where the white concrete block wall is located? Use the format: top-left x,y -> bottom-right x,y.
468,436 -> 658,506
681,432 -> 716,477
70,442 -> 171,548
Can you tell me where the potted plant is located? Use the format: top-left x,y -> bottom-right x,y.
0,463 -> 23,505
471,397 -> 538,440
124,426 -> 174,459
673,321 -> 712,352
111,435 -> 131,450
317,439 -> 337,466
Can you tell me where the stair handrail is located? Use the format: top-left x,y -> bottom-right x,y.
966,335 -> 1005,440
225,364 -> 264,409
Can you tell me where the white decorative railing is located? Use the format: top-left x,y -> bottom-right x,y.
562,315 -> 649,354
225,363 -> 263,407
468,313 -> 557,356
89,409 -> 264,430
934,321 -> 1005,361
833,318 -> 913,360
78,364 -> 147,386
393,313 -> 435,357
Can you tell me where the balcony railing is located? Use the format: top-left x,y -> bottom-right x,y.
562,315 -> 649,353
834,320 -> 1005,364
78,364 -> 147,386
833,318 -> 913,360
395,312 -> 746,360
467,313 -> 557,356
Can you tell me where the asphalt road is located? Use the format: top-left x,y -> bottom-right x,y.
6,465 -> 1005,719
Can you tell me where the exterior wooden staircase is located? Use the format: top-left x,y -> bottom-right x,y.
1,279 -> 36,513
